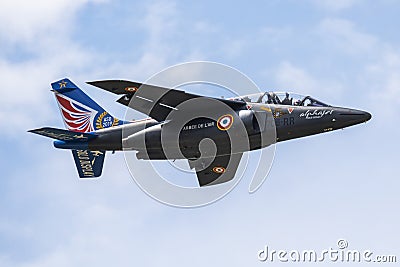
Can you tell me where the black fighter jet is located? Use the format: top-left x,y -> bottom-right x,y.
29,79 -> 371,186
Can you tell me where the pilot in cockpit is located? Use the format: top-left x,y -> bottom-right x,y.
266,93 -> 272,104
281,92 -> 292,105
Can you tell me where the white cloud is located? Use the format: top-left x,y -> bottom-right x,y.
137,0 -> 179,62
363,50 -> 400,115
223,39 -> 247,59
142,1 -> 177,42
0,0 -> 108,137
274,61 -> 343,100
0,0 -> 106,44
0,39 -> 97,136
99,1 -> 183,80
317,18 -> 378,55
316,18 -> 400,116
275,61 -> 318,93
0,0 -> 200,138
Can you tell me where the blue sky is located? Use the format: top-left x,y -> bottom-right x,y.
1,0 -> 399,266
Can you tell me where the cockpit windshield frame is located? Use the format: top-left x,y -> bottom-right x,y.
235,92 -> 330,107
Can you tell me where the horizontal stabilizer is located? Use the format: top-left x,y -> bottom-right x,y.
28,127 -> 97,141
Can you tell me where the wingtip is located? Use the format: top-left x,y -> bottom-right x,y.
27,127 -> 43,133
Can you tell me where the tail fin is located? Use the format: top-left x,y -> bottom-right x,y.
51,78 -> 122,133
50,78 -> 119,178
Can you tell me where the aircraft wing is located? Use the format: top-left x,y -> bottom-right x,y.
188,153 -> 243,186
87,80 -> 246,122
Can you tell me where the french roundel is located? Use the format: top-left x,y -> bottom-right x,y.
212,166 -> 226,174
217,114 -> 234,131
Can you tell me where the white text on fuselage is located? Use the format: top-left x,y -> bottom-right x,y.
300,109 -> 334,119
182,121 -> 215,131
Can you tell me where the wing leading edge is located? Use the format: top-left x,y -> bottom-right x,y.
87,80 -> 246,122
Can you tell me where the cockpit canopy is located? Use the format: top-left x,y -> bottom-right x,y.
232,92 -> 330,107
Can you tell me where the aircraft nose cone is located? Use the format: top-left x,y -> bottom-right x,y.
349,110 -> 371,123
334,108 -> 371,128
363,111 -> 372,122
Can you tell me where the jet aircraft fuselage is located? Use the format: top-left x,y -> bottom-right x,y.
53,92 -> 371,159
